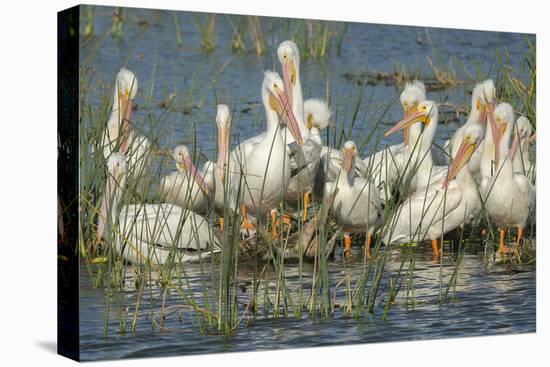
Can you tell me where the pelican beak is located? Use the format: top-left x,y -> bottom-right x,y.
182,157 -> 209,194
479,102 -> 488,125
282,59 -> 296,107
385,109 -> 428,137
510,133 -> 520,161
97,173 -> 117,241
342,147 -> 354,173
119,90 -> 132,153
444,138 -> 476,188
272,89 -> 303,145
217,124 -> 230,182
402,107 -> 410,145
495,121 -> 508,166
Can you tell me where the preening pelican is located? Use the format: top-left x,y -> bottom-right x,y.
382,123 -> 484,259
159,145 -> 212,214
278,40 -> 322,218
325,141 -> 382,257
98,154 -> 219,265
100,68 -> 152,196
511,116 -> 535,181
384,100 -> 447,192
231,71 -> 302,227
480,103 -> 535,254
364,80 -> 425,201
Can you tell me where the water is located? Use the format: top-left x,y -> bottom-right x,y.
79,248 -> 535,361
78,6 -> 536,361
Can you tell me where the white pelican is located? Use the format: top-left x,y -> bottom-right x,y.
511,116 -> 535,181
325,141 -> 382,257
159,145 -> 212,214
384,100 -> 447,192
98,154 -> 219,265
364,80 -> 425,201
278,40 -> 322,218
444,82 -> 487,167
100,68 -> 152,196
479,79 -> 498,181
231,71 -> 303,228
309,99 -> 372,200
382,123 -> 484,259
480,103 -> 535,254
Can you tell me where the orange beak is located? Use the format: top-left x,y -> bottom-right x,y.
443,139 -> 476,188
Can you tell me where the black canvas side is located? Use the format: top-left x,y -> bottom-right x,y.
57,4 -> 80,362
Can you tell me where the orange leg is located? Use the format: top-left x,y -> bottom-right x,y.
365,234 -> 372,259
344,233 -> 352,257
302,192 -> 310,221
271,210 -> 278,238
431,239 -> 440,259
241,205 -> 254,230
497,228 -> 507,254
219,217 -> 224,229
514,227 -> 524,256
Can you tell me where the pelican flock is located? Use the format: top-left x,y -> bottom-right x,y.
93,40 -> 535,265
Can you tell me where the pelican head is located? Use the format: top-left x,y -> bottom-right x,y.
277,40 -> 300,106
341,140 -> 358,175
215,104 -> 232,181
117,68 -> 138,100
385,100 -> 437,137
304,98 -> 331,131
107,152 -> 128,184
493,102 -> 515,166
510,116 -> 533,161
470,82 -> 487,124
444,124 -> 484,187
400,80 -> 426,115
515,116 -> 532,140
399,80 -> 426,144
262,71 -> 303,145
481,79 -> 497,135
173,145 -> 209,193
113,68 -> 138,152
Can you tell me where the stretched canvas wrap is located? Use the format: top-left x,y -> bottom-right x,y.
58,4 -> 536,361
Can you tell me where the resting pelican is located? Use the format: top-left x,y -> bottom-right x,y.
325,141 -> 382,257
278,40 -> 322,219
511,116 -> 535,181
364,80 -> 425,201
382,123 -> 484,259
479,79 -> 498,181
231,71 -> 302,228
100,68 -> 152,196
384,100 -> 447,192
98,154 -> 219,265
480,103 -> 535,254
159,145 -> 212,214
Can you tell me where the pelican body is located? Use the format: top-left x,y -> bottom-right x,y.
480,103 -> 535,254
159,145 -> 212,214
325,141 -> 382,257
98,154 -> 219,265
383,124 -> 484,258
